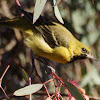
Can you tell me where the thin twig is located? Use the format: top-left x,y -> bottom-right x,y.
29,77 -> 32,100
0,65 -> 10,98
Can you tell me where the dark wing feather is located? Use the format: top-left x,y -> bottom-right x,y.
34,16 -> 59,48
18,8 -> 59,48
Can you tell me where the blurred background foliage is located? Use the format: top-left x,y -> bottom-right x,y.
0,0 -> 100,99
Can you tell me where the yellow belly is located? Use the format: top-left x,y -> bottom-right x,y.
24,30 -> 71,64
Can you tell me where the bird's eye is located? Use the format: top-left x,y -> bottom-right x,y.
81,48 -> 87,53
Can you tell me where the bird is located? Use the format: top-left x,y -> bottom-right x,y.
0,9 -> 94,64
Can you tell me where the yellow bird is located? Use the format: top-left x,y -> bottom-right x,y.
0,10 -> 94,64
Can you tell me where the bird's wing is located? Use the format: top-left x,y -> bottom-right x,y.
34,16 -> 60,48
18,9 -> 67,48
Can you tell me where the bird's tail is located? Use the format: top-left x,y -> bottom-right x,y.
0,6 -> 53,30
0,16 -> 32,30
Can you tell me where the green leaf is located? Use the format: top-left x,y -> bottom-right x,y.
19,67 -> 28,82
53,0 -> 64,24
33,0 -> 47,24
14,84 -> 43,96
65,82 -> 85,100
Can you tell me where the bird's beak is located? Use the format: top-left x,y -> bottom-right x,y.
86,52 -> 97,61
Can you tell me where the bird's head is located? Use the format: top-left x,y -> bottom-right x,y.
69,41 -> 96,62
